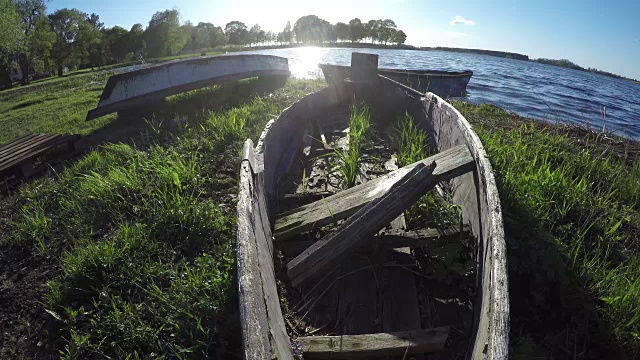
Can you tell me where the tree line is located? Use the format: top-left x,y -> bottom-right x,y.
0,0 -> 407,89
532,58 -> 638,82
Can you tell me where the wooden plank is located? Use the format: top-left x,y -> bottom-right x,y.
277,225 -> 471,258
298,327 -> 450,359
336,255 -> 378,334
351,52 -> 379,82
0,135 -> 60,171
253,175 -> 294,360
237,157 -> 294,360
255,173 -> 274,258
236,160 -> 271,360
0,134 -> 57,162
0,133 -> 40,153
422,94 -> 509,359
377,225 -> 472,248
0,135 -> 79,173
287,162 -> 438,287
381,251 -> 421,332
275,144 -> 474,241
0,134 -> 49,158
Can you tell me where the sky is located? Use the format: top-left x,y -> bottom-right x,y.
48,0 -> 640,80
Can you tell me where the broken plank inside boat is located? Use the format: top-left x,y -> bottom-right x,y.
236,52 -> 509,360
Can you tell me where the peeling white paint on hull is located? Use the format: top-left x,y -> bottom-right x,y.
86,54 -> 290,120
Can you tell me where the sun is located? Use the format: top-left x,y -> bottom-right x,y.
288,46 -> 323,79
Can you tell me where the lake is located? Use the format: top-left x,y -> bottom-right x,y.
239,47 -> 640,140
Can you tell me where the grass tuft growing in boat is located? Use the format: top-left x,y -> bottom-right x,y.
333,101 -> 370,188
393,113 -> 458,228
394,112 -> 429,166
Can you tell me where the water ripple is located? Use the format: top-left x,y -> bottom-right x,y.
239,47 -> 640,140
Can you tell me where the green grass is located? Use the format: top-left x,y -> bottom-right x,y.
455,102 -> 640,357
0,52 -> 237,145
333,101 -> 370,188
393,113 -> 458,228
3,70 -> 640,358
0,71 -> 114,143
0,78 -> 326,358
394,112 -> 428,167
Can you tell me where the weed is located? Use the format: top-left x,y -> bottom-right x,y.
394,112 -> 429,167
333,101 -> 370,188
333,146 -> 361,189
393,113 -> 458,228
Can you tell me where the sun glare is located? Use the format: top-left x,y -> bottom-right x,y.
289,46 -> 323,79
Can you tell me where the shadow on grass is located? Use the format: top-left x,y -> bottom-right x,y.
80,76 -> 288,150
10,99 -> 44,110
503,199 -> 625,359
455,103 -> 633,359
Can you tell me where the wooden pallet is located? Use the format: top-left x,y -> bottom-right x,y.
0,133 -> 80,179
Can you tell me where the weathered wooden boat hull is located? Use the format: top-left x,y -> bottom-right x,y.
86,54 -> 290,120
319,63 -> 473,97
237,75 -> 508,359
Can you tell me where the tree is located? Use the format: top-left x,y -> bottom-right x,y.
145,9 -> 188,58
49,8 -> 86,76
248,24 -> 262,46
365,19 -> 381,43
379,19 -> 397,45
348,18 -> 365,42
188,22 -> 210,51
225,21 -> 248,45
76,14 -> 104,68
128,23 -> 146,56
265,30 -> 275,45
293,15 -> 333,43
22,15 -> 55,74
333,22 -> 349,42
181,21 -> 195,51
192,24 -> 209,50
0,0 -> 22,88
196,22 -> 226,48
103,26 -> 129,63
0,0 -> 21,51
86,13 -> 103,30
393,30 -> 407,45
14,0 -> 47,84
277,21 -> 293,44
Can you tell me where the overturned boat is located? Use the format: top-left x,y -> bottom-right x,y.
237,53 -> 508,359
86,54 -> 290,120
319,63 -> 472,97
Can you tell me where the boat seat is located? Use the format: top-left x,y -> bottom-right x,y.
274,144 -> 475,241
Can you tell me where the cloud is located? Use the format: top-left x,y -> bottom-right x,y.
450,16 -> 476,26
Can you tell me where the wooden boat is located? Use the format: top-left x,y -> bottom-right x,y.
319,63 -> 472,97
86,54 -> 290,120
236,53 -> 508,359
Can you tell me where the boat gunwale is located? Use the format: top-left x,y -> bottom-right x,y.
236,78 -> 508,360
319,63 -> 474,77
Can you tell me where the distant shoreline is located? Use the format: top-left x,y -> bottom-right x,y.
228,43 -> 637,83
530,58 -> 639,83
233,42 -> 530,61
